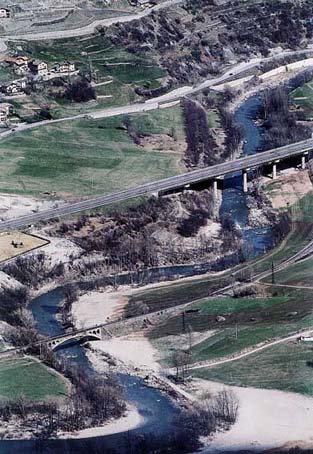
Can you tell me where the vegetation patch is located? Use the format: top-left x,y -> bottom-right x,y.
193,341 -> 313,396
0,110 -> 184,197
0,357 -> 68,401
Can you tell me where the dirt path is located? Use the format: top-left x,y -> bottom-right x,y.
261,282 -> 313,290
187,328 -> 313,371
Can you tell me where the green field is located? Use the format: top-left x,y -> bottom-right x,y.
267,257 -> 313,287
150,289 -> 313,363
292,82 -> 313,118
193,296 -> 288,315
0,65 -> 17,82
0,107 -> 184,197
131,107 -> 186,139
0,357 -> 68,400
193,341 -> 313,396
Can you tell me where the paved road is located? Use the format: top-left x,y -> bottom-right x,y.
2,48 -> 312,143
0,58 -> 254,140
0,138 -> 312,231
2,0 -> 185,41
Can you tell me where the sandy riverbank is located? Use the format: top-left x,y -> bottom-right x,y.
263,169 -> 313,209
71,288 -> 127,328
58,404 -> 143,440
190,379 -> 313,453
87,336 -> 161,372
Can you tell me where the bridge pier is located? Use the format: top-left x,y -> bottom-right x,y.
301,152 -> 308,170
272,160 -> 280,179
242,170 -> 248,193
213,179 -> 218,198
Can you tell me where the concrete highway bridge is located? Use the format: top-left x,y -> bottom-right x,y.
0,138 -> 312,231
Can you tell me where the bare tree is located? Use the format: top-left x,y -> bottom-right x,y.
213,389 -> 239,424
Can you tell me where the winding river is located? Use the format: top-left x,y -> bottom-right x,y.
0,94 -> 273,453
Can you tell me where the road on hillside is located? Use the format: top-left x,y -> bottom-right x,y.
2,0 -> 185,41
0,137 -> 312,231
1,47 -> 312,143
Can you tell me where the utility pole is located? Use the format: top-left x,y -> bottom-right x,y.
271,262 -> 275,284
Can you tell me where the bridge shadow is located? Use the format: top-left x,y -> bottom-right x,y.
52,335 -> 101,352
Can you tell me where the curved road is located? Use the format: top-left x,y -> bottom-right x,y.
2,0 -> 185,41
1,48 -> 312,143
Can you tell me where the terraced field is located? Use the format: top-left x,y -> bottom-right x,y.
9,37 -> 167,110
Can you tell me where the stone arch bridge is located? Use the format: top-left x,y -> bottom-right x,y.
45,325 -> 110,351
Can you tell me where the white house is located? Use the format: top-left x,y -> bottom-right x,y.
0,109 -> 7,123
0,102 -> 13,115
0,8 -> 10,18
53,61 -> 76,73
2,80 -> 25,95
28,59 -> 48,77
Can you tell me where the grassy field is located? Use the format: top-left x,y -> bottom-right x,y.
0,65 -> 17,82
266,257 -> 313,287
0,107 -> 185,197
0,357 -> 68,400
181,216 -> 313,394
131,107 -> 186,139
150,289 -> 313,361
292,82 -> 313,118
193,341 -> 313,396
193,296 -> 288,315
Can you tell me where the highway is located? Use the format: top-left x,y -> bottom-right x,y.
0,137 -> 312,231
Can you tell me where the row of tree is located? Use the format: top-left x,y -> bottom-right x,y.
259,70 -> 313,150
182,98 -> 218,167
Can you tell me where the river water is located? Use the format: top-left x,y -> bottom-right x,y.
221,95 -> 274,259
0,95 -> 274,453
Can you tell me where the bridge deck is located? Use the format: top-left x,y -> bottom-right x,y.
0,138 -> 312,231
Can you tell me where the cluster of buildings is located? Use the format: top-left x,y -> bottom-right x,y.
0,56 -> 77,96
4,55 -> 76,79
1,79 -> 26,96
